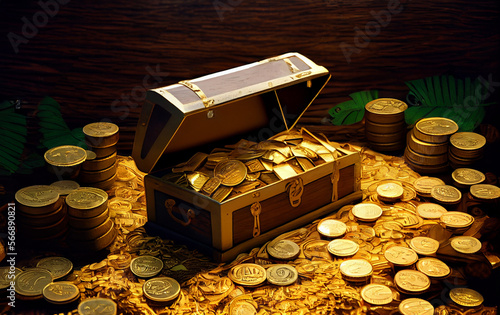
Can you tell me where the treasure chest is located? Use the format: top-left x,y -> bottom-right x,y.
132,52 -> 362,262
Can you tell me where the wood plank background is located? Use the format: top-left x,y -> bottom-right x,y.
0,0 -> 499,153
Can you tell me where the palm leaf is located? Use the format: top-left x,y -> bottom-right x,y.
405,75 -> 494,131
329,90 -> 379,125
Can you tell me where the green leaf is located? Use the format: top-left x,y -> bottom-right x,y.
39,96 -> 61,110
0,128 -> 27,144
0,112 -> 26,125
329,90 -> 378,126
170,264 -> 188,271
38,121 -> 70,131
0,121 -> 28,136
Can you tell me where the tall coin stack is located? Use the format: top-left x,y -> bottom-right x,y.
66,187 -> 117,251
80,122 -> 119,190
364,98 -> 408,152
405,117 -> 458,174
449,132 -> 486,168
15,185 -> 66,242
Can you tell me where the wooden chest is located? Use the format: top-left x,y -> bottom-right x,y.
132,52 -> 362,262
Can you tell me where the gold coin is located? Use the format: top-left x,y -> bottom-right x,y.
439,212 -> 474,228
130,255 -> 164,278
230,299 -> 258,315
14,268 -> 53,297
49,180 -> 80,196
327,239 -> 359,257
431,185 -> 462,204
450,236 -> 482,254
83,122 -> 119,137
36,256 -> 73,280
399,298 -> 434,315
302,240 -> 331,260
142,276 -> 181,302
415,117 -> 459,137
360,284 -> 393,305
452,168 -> 485,186
450,132 -> 486,151
266,239 -> 300,260
0,267 -> 22,290
409,237 -> 440,255
15,185 -> 60,208
44,145 -> 87,167
376,181 -> 404,201
470,184 -> 500,200
365,98 -> 408,115
394,269 -> 430,293
66,187 -> 108,210
214,159 -> 248,186
78,297 -> 117,315
449,287 -> 484,307
317,218 -> 347,238
416,257 -> 451,278
416,202 -> 448,219
228,264 -> 266,286
413,176 -> 445,196
351,203 -> 383,222
266,264 -> 298,286
43,281 -> 80,304
384,246 -> 418,266
339,259 -> 373,279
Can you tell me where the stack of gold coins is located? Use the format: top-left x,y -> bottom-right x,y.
364,98 -> 408,152
44,145 -> 87,179
15,185 -> 67,241
449,132 -> 486,168
66,187 -> 116,251
405,117 -> 458,174
81,122 -> 119,190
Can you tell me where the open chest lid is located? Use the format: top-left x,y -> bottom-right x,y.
132,52 -> 331,173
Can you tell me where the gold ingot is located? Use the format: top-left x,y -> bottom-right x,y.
430,185 -> 462,205
364,98 -> 408,124
413,176 -> 445,197
360,283 -> 393,305
186,171 -> 210,192
413,117 -> 458,144
470,184 -> 500,201
83,122 -> 119,148
449,288 -> 484,307
407,129 -> 448,155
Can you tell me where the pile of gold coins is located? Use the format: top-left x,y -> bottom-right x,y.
163,128 -> 342,202
66,187 -> 117,251
80,122 -> 119,190
405,117 -> 458,173
364,98 -> 408,152
449,131 -> 487,168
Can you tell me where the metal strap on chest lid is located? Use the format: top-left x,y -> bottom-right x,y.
178,80 -> 215,108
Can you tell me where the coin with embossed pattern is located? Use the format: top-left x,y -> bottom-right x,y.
267,239 -> 300,260
143,277 -> 181,302
470,184 -> 500,201
416,202 -> 448,219
66,187 -> 108,210
360,284 -> 393,305
440,212 -> 474,229
266,264 -> 298,286
228,264 -> 266,287
450,132 -> 486,151
14,268 -> 53,297
49,180 -> 80,196
351,203 -> 383,222
78,297 -> 117,315
413,176 -> 446,196
409,237 -> 440,256
15,185 -> 60,208
376,182 -> 404,202
399,298 -> 434,315
317,218 -> 347,238
43,281 -> 80,304
44,145 -> 87,167
0,267 -> 22,290
449,287 -> 484,307
214,159 -> 247,187
414,117 -> 458,143
384,246 -> 418,267
451,236 -> 482,254
452,168 -> 485,187
130,255 -> 164,278
431,185 -> 462,204
339,259 -> 373,281
395,269 -> 430,294
327,239 -> 359,257
36,256 -> 73,280
416,257 -> 451,278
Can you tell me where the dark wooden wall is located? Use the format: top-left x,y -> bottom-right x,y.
1,0 -> 499,152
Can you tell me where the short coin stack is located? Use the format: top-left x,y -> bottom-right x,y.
66,187 -> 117,251
44,145 -> 87,179
449,132 -> 486,168
80,122 -> 119,190
364,98 -> 408,152
15,185 -> 67,241
405,117 -> 458,174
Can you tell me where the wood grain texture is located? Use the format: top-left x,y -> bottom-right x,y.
0,0 -> 499,152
